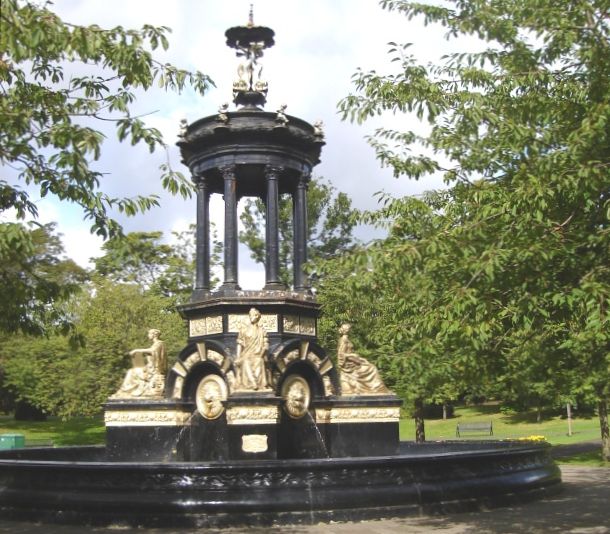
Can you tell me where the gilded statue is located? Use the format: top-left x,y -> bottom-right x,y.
234,308 -> 270,391
337,323 -> 391,395
111,329 -> 167,399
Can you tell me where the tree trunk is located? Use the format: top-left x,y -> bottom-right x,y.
442,402 -> 448,420
566,402 -> 572,437
536,403 -> 542,423
414,398 -> 426,443
599,398 -> 610,462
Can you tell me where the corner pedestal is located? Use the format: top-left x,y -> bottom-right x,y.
104,399 -> 194,461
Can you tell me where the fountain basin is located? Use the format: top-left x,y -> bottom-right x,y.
0,440 -> 561,528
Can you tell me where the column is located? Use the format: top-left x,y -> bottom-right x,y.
220,165 -> 240,290
264,166 -> 284,289
193,176 -> 210,296
293,173 -> 309,291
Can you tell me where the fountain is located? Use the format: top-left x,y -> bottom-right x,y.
0,11 -> 561,529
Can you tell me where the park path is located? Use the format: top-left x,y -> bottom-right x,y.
0,465 -> 608,534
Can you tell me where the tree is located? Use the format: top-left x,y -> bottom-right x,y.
337,0 -> 610,456
239,177 -> 359,287
0,222 -> 87,336
93,225 -> 221,301
0,0 -> 212,238
0,281 -> 187,418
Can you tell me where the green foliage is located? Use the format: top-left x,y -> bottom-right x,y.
0,222 -> 87,336
93,226 -> 221,301
0,281 -> 186,418
239,178 -> 359,287
328,0 -> 610,450
0,0 -> 213,237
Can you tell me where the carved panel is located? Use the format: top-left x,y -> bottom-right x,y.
228,314 -> 247,333
190,315 -> 223,336
228,314 -> 277,332
242,434 -> 268,453
259,314 -> 278,332
283,315 -> 300,334
105,410 -> 192,427
189,318 -> 206,337
314,406 -> 400,424
206,314 -> 223,334
282,315 -> 316,335
226,406 -> 278,425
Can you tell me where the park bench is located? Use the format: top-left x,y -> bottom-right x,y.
456,421 -> 493,437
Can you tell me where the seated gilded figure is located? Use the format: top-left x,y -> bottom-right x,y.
111,329 -> 167,399
234,308 -> 271,391
337,323 -> 391,395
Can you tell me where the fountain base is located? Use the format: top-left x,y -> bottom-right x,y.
0,441 -> 561,528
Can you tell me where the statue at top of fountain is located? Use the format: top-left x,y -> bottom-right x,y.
111,328 -> 167,399
337,323 -> 391,395
234,308 -> 271,392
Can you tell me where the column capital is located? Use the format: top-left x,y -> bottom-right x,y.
265,165 -> 284,179
219,164 -> 236,179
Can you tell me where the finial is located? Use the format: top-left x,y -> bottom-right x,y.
225,13 -> 275,109
248,4 -> 254,27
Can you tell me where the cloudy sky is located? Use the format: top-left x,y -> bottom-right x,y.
11,0 -> 463,288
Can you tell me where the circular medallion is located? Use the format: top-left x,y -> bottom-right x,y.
281,375 -> 311,419
195,374 -> 228,420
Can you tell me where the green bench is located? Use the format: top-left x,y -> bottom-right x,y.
456,421 -> 493,437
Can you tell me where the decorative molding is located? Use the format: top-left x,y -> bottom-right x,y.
105,410 -> 193,427
241,434 -> 268,453
314,406 -> 400,424
226,406 -> 279,425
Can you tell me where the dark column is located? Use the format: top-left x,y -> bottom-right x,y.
220,165 -> 240,291
293,173 -> 309,291
193,176 -> 210,298
264,166 -> 285,290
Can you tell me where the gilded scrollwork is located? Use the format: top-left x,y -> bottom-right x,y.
105,410 -> 192,426
226,406 -> 278,425
314,406 -> 400,424
189,318 -> 206,337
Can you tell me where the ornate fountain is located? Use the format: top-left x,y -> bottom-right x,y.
0,11 -> 561,528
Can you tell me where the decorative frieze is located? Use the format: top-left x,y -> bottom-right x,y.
314,406 -> 400,424
228,313 -> 278,333
105,410 -> 193,427
226,405 -> 279,425
282,314 -> 316,335
189,315 -> 223,337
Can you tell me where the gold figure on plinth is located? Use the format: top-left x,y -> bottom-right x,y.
111,329 -> 168,399
234,308 -> 271,391
337,324 -> 391,395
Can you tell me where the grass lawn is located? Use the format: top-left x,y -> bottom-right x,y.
0,403 -> 604,458
399,404 -> 601,445
556,450 -> 608,468
0,414 -> 105,446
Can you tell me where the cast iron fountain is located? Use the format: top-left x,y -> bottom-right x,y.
0,12 -> 561,528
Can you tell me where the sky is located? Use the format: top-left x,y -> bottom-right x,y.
8,0 -> 463,289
